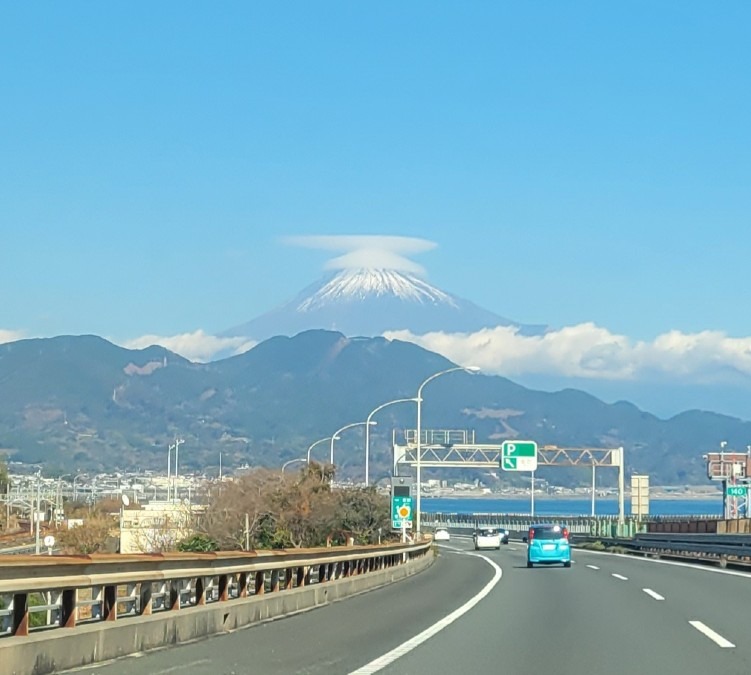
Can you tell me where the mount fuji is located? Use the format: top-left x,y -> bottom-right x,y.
223,267 -> 546,341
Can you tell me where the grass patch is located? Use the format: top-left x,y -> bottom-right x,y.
578,541 -> 606,551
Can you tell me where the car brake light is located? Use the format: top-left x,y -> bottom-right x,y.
528,528 -> 534,542
562,527 -> 569,541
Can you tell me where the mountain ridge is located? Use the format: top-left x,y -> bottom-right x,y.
0,330 -> 744,485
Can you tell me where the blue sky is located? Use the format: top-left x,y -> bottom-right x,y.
1,3 -> 750,414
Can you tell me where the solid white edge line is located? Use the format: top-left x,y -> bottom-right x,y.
586,564 -> 600,570
642,588 -> 665,601
611,573 -> 628,580
348,552 -> 503,675
689,621 -> 736,648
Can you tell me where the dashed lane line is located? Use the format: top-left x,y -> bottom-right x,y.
642,588 -> 665,601
689,621 -> 735,649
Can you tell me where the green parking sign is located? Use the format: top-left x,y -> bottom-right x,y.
500,440 -> 538,472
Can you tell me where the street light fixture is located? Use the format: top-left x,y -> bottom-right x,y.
365,398 -> 418,486
167,438 -> 185,502
282,458 -> 307,473
307,436 -> 338,464
72,473 -> 87,503
330,421 -> 377,469
415,365 -> 480,535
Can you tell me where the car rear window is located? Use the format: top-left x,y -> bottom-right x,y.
478,529 -> 498,536
532,527 -> 563,540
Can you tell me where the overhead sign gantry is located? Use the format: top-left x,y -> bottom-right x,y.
392,429 -> 626,523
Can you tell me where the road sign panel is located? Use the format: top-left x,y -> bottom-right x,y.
500,440 -> 538,472
726,485 -> 748,497
391,494 -> 413,529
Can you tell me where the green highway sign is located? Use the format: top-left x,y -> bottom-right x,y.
391,494 -> 413,529
726,485 -> 748,498
500,440 -> 538,472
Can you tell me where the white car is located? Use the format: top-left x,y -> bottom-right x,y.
474,527 -> 502,550
434,528 -> 451,542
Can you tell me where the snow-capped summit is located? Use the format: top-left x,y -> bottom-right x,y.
222,266 -> 546,342
296,268 -> 457,311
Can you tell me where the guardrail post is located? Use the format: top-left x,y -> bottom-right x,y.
169,580 -> 180,611
103,584 -> 117,621
12,592 -> 29,637
196,577 -> 206,606
270,569 -> 280,593
61,589 -> 77,628
318,564 -> 327,582
284,568 -> 294,590
254,571 -> 265,595
218,574 -> 229,601
238,572 -> 248,598
140,583 -> 153,615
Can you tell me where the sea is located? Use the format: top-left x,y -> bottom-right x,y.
421,496 -> 723,518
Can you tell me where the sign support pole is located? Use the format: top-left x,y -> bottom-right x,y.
530,471 -> 535,517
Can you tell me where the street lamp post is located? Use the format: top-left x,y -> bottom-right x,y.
167,443 -> 174,502
173,438 -> 185,502
365,398 -> 418,486
72,473 -> 87,503
34,471 -> 41,555
56,474 -> 72,528
330,421 -> 376,469
307,436 -> 338,464
415,366 -> 480,536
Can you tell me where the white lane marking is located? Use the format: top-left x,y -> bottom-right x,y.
509,547 -> 517,551
689,621 -> 735,648
437,543 -> 467,553
586,564 -> 600,570
611,573 -> 628,580
642,588 -> 665,601
153,661 -> 212,675
349,552 -> 503,674
576,548 -> 751,580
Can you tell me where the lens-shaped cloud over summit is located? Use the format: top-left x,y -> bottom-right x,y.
282,235 -> 437,275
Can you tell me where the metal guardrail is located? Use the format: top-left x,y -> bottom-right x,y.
422,513 -> 648,538
574,531 -> 751,567
0,544 -> 37,556
0,540 -> 432,638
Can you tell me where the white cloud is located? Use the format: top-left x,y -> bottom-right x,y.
283,235 -> 436,275
383,324 -> 751,383
120,330 -> 256,363
0,329 -> 26,344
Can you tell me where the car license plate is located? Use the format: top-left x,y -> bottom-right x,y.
542,544 -> 555,551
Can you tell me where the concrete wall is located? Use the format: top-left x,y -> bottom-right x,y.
1,552 -> 434,675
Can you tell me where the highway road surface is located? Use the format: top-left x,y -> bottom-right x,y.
70,539 -> 751,675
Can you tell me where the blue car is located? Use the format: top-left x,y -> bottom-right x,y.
526,523 -> 571,568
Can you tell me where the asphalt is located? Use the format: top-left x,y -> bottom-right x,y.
67,540 -> 751,675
